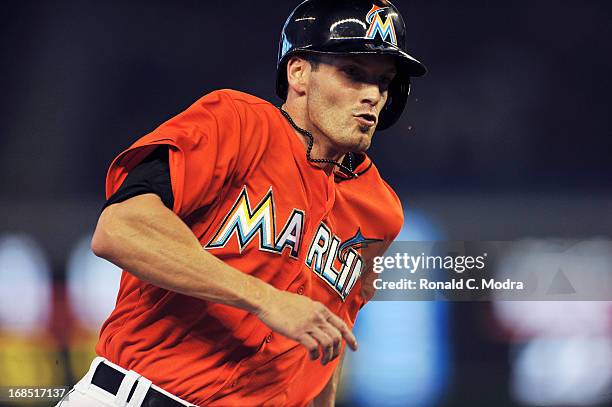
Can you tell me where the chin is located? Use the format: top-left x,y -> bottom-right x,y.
350,131 -> 372,152
356,140 -> 372,152
326,125 -> 372,153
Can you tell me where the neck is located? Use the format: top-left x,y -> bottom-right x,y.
280,103 -> 344,173
279,104 -> 357,177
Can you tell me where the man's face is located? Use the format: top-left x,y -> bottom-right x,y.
305,54 -> 397,154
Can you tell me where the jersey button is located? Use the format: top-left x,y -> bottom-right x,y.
297,285 -> 305,295
266,333 -> 273,343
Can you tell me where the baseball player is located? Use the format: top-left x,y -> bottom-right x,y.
57,0 -> 425,406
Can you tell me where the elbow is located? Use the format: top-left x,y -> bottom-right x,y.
91,221 -> 113,259
91,227 -> 110,258
91,206 -> 121,259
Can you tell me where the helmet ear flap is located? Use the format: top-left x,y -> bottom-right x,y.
377,75 -> 410,131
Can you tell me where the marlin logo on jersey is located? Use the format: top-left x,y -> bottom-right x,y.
206,186 -> 304,258
306,225 -> 382,300
337,228 -> 383,263
365,4 -> 397,46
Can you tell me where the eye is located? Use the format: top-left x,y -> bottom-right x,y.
374,77 -> 390,92
379,73 -> 396,90
342,65 -> 362,79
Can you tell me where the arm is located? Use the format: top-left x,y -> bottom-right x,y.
311,349 -> 346,407
91,193 -> 357,363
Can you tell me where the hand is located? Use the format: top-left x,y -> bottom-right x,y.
255,288 -> 358,365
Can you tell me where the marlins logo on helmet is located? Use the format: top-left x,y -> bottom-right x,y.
365,4 -> 397,45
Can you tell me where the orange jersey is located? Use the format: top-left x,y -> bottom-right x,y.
97,89 -> 403,406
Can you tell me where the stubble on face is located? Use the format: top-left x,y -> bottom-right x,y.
303,54 -> 394,159
306,73 -> 369,155
358,123 -> 373,134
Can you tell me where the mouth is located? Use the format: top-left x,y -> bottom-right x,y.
354,113 -> 377,128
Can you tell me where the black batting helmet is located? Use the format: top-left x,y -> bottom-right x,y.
276,0 -> 426,130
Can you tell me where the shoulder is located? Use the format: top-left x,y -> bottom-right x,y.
188,89 -> 288,173
149,89 -> 280,146
213,89 -> 272,106
358,159 -> 404,240
198,89 -> 277,113
188,88 -> 282,128
210,89 -> 282,122
205,89 -> 289,147
169,89 -> 275,123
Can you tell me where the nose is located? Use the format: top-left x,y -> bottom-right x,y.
360,82 -> 384,108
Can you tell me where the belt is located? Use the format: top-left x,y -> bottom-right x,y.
91,362 -> 186,407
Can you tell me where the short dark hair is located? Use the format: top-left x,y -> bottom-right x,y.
304,53 -> 323,71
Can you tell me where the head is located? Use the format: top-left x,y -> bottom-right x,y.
276,0 -> 426,156
285,52 -> 397,154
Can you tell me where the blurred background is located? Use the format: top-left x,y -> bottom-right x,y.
1,0 -> 611,406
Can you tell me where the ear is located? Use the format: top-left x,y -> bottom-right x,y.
286,56 -> 310,96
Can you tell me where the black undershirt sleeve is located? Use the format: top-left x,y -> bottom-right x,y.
102,146 -> 174,211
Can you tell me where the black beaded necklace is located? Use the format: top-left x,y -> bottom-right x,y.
278,106 -> 358,178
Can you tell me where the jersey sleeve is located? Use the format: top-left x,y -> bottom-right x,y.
105,90 -> 245,219
102,146 -> 173,210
